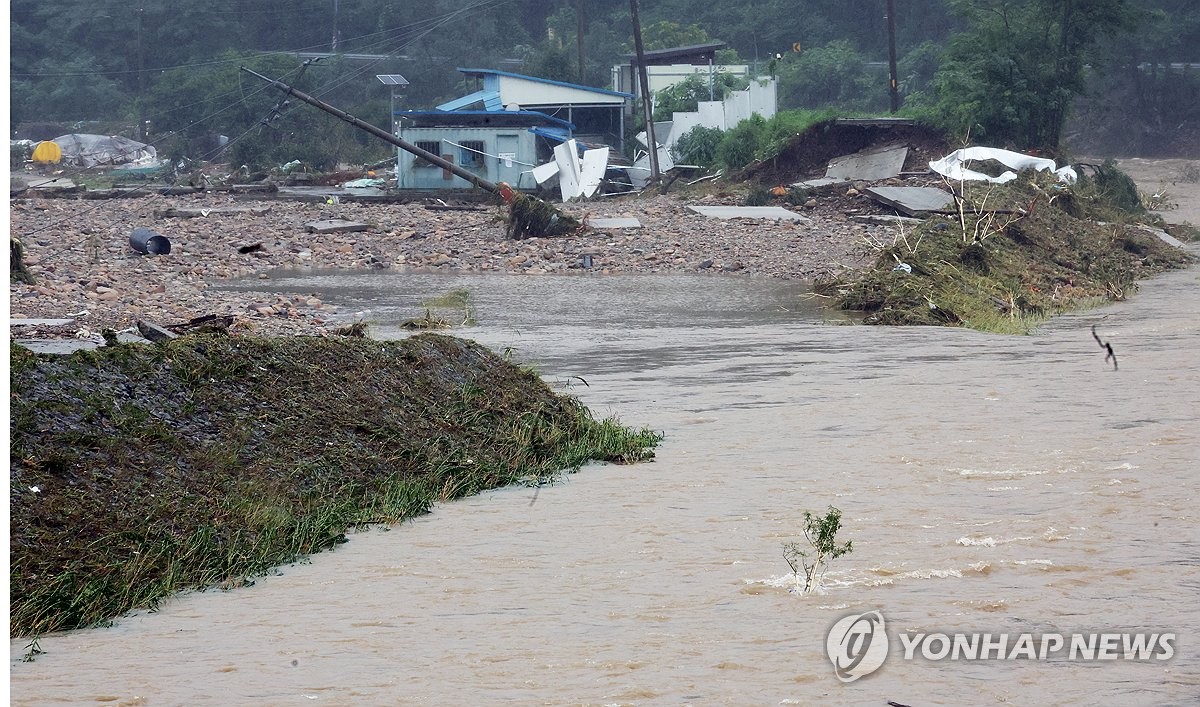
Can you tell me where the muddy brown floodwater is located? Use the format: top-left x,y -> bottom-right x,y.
10,262 -> 1200,705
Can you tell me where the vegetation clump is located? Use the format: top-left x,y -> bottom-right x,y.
9,334 -> 661,637
783,506 -> 853,593
506,192 -> 581,239
822,169 -> 1192,333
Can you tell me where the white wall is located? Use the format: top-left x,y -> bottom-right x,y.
666,78 -> 778,153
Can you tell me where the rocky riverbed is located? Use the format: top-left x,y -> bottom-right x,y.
9,189 -> 886,337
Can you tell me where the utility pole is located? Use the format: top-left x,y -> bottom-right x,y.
332,0 -> 341,52
576,0 -> 585,83
629,0 -> 660,184
885,0 -> 899,113
137,7 -> 146,139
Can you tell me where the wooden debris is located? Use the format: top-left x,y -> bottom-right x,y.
332,321 -> 369,337
165,314 -> 235,334
136,319 -> 179,342
850,214 -> 925,226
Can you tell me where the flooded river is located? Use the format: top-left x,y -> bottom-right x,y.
11,266 -> 1200,705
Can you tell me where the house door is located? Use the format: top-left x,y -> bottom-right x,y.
495,134 -> 521,188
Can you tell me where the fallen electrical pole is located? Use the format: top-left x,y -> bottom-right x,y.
239,66 -> 579,238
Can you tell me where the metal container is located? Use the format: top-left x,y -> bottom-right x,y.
129,227 -> 171,255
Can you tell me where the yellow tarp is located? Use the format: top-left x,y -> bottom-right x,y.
31,141 -> 62,164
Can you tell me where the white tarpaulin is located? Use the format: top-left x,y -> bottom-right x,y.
929,146 -> 1076,184
51,134 -> 159,168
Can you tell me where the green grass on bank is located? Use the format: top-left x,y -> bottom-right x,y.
9,334 -> 661,637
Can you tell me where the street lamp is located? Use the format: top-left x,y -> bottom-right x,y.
375,74 -> 409,136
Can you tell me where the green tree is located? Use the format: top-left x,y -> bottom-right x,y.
651,72 -> 749,120
926,0 -> 1136,151
776,40 -> 885,111
715,113 -> 767,171
671,125 -> 723,167
639,20 -> 713,50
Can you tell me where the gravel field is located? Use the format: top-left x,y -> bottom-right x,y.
9,188 -> 889,337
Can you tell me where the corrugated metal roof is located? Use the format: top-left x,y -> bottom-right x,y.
625,42 -> 727,62
457,68 -> 633,99
396,110 -> 575,130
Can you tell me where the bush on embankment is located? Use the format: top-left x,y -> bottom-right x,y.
820,168 -> 1193,333
9,334 -> 660,637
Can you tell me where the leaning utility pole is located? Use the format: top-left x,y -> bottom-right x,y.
629,0 -> 660,184
241,67 -> 581,239
240,67 -> 497,192
885,0 -> 899,113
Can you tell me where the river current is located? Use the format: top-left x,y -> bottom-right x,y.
11,266 -> 1200,705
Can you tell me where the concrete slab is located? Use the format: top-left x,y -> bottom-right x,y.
10,318 -> 76,327
586,217 -> 642,229
826,143 -> 909,181
14,339 -> 98,354
864,186 -> 955,217
305,219 -> 370,234
26,177 -> 79,190
686,206 -> 809,222
793,177 -> 850,194
1137,224 -> 1187,249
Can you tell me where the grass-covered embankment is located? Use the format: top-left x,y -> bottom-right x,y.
9,334 -> 660,637
821,165 -> 1193,333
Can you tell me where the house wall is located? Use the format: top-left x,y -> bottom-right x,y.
395,126 -> 541,190
496,74 -> 627,108
613,64 -> 752,97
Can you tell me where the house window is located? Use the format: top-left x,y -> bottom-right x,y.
413,141 -> 441,168
459,140 -> 486,169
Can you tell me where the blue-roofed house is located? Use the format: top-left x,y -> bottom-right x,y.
394,68 -> 631,190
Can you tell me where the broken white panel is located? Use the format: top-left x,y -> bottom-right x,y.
531,160 -> 560,185
929,146 -> 1077,184
553,139 -> 583,201
578,147 -> 609,198
629,132 -> 675,189
628,159 -> 652,189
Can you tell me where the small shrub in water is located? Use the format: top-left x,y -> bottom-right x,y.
783,505 -> 853,593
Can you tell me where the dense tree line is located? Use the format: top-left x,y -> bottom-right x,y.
11,0 -> 1198,165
